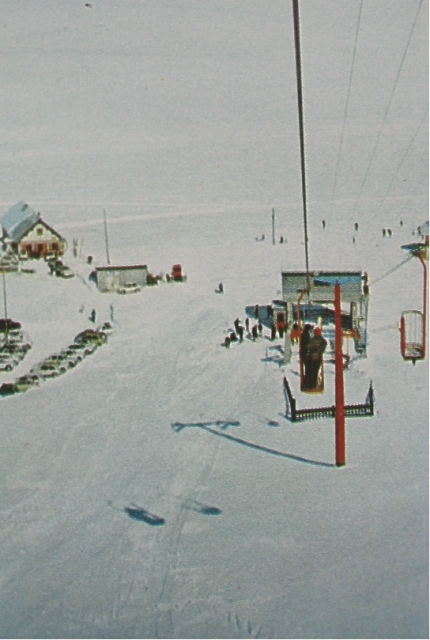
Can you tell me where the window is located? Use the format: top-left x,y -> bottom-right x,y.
37,226 -> 43,236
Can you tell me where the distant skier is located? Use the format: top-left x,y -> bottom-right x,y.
255,304 -> 259,320
224,336 -> 231,348
110,304 -> 114,323
230,331 -> 238,342
382,228 -> 386,237
218,282 -> 224,294
322,219 -> 326,229
258,322 -> 263,335
354,222 -> 359,231
245,317 -> 250,332
387,228 -> 392,238
271,323 -> 277,341
252,324 -> 258,341
237,325 -> 244,342
234,318 -> 241,333
89,309 -> 96,323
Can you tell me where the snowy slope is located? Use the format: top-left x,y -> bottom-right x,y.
0,2 -> 428,639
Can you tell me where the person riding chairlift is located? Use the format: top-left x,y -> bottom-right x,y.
305,327 -> 327,388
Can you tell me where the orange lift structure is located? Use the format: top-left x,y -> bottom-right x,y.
400,236 -> 428,364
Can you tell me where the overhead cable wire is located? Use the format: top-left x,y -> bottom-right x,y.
330,0 -> 364,214
349,0 -> 424,218
371,253 -> 414,286
378,106 -> 429,209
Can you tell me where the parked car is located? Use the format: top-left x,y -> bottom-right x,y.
0,344 -> 29,361
30,362 -> 62,379
74,329 -> 107,346
61,344 -> 85,368
83,343 -> 98,356
15,375 -> 40,392
43,357 -> 68,373
97,321 -> 113,335
118,282 -> 141,294
0,360 -> 16,372
0,382 -> 16,396
0,318 -> 21,333
59,350 -> 82,367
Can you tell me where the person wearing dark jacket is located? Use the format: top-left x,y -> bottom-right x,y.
306,327 -> 327,388
299,324 -> 313,386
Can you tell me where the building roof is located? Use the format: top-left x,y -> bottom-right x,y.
1,201 -> 40,242
95,264 -> 148,271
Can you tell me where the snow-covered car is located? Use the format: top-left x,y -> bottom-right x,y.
83,343 -> 98,356
118,282 -> 140,294
15,374 -> 40,392
62,345 -> 85,358
0,318 -> 21,333
43,357 -> 68,373
0,382 -> 16,396
1,342 -> 30,356
0,359 -> 17,372
59,350 -> 83,367
6,335 -> 31,350
97,321 -> 113,335
74,329 -> 107,346
30,362 -> 63,379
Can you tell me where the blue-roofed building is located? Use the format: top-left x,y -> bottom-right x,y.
281,270 -> 369,357
0,201 -> 66,259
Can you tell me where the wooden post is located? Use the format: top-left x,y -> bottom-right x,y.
335,282 -> 345,466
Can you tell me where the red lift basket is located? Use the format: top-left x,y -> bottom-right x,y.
300,357 -> 324,393
400,310 -> 425,363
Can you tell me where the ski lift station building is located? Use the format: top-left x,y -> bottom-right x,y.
95,264 -> 148,292
281,270 -> 369,354
1,201 -> 66,259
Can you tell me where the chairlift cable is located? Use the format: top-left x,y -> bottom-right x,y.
377,107 -> 428,211
349,0 -> 424,219
292,0 -> 310,290
371,253 -> 414,286
329,0 -> 364,215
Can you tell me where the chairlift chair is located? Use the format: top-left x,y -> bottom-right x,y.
400,310 -> 425,364
299,354 -> 324,393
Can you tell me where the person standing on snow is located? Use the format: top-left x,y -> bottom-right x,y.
299,324 -> 313,386
306,327 -> 327,388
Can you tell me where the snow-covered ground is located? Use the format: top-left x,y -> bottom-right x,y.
0,2 -> 428,638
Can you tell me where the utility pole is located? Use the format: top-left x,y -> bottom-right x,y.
103,208 -> 111,265
2,271 -> 7,319
334,282 -> 345,466
2,270 -> 8,343
272,207 -> 276,245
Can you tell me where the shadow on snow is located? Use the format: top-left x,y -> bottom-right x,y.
171,422 -> 334,468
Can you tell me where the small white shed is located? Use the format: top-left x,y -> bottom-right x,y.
95,264 -> 148,292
